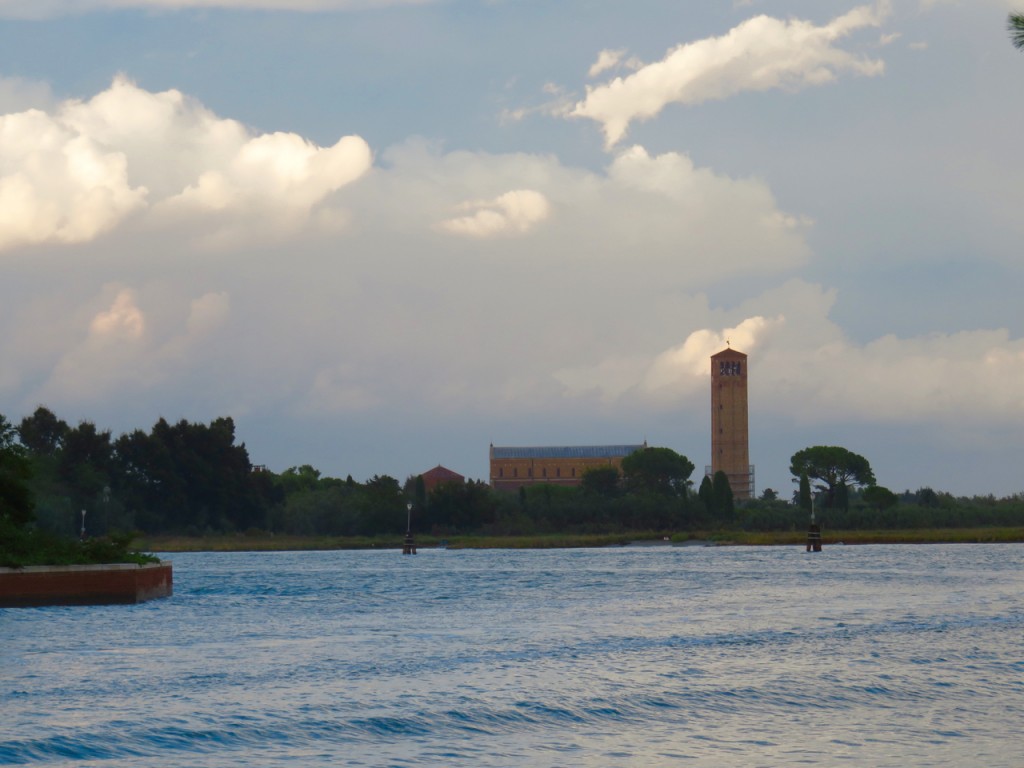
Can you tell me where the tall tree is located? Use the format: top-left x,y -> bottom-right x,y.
697,474 -> 714,514
790,446 -> 875,510
58,421 -> 114,523
0,414 -> 34,527
114,416 -> 267,533
277,465 -> 324,495
798,472 -> 812,515
711,470 -> 735,522
356,474 -> 406,535
18,407 -> 69,457
1010,13 -> 1024,49
620,447 -> 694,496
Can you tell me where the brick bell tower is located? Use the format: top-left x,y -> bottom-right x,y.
710,345 -> 753,500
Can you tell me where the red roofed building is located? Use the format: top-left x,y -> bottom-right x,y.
420,465 -> 465,493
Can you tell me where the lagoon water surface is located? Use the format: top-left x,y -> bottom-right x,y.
3,544 -> 1023,766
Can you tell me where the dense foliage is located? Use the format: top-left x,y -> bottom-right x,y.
0,415 -> 34,529
0,520 -> 158,569
3,408 -> 1024,547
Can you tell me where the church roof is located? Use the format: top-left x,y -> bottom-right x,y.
421,465 -> 464,482
490,444 -> 644,460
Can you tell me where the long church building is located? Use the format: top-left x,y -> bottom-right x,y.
490,443 -> 645,491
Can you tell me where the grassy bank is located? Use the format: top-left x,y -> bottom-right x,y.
137,527 -> 1024,553
138,532 -> 654,552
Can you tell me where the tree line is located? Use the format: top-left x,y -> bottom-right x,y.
3,407 -> 1024,541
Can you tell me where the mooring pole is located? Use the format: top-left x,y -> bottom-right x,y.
806,494 -> 822,552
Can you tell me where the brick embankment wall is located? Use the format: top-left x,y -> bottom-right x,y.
0,562 -> 173,607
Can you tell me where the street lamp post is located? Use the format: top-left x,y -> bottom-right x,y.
793,477 -> 822,552
80,509 -> 87,540
807,492 -> 822,552
402,502 -> 417,555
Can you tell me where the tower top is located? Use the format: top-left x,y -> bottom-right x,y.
711,346 -> 746,360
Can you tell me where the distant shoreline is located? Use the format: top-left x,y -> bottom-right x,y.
139,527 -> 1024,553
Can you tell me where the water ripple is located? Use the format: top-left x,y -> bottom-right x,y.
4,545 -> 1024,767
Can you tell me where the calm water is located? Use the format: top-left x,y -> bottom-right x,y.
2,544 -> 1023,767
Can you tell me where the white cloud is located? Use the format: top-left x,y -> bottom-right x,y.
588,49 -> 626,78
259,140 -> 809,423
638,317 -> 776,400
0,76 -> 372,252
35,287 -> 152,402
782,328 -> 1024,425
554,280 -> 1024,427
2,134 -> 811,423
0,109 -> 148,250
90,288 -> 146,340
554,316 -> 780,405
342,139 -> 809,285
572,3 -> 890,148
30,286 -> 232,405
438,189 -> 551,238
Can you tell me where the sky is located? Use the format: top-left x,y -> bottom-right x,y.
1,0 -> 1022,497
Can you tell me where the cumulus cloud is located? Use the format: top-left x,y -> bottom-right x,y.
363,139 -> 808,281
607,144 -> 809,226
2,136 -> 811,423
554,316 -> 779,405
572,2 -> 890,148
778,328 -> 1024,425
0,76 -> 371,252
0,108 -> 148,250
31,286 -> 232,405
35,287 -> 152,403
637,317 -> 777,400
588,49 -> 626,78
438,189 -> 551,238
90,288 -> 146,340
282,141 -> 809,422
554,280 -> 1024,427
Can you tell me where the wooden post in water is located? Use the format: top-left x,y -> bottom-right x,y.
806,494 -> 822,552
806,524 -> 822,552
